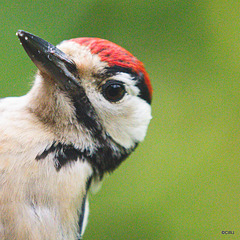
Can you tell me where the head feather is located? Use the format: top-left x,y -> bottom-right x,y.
70,38 -> 152,99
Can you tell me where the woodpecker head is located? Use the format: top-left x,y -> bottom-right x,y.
17,30 -> 152,177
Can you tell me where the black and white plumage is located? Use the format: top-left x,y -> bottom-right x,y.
0,30 -> 152,239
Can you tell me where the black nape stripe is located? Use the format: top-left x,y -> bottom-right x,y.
105,65 -> 151,104
135,71 -> 152,104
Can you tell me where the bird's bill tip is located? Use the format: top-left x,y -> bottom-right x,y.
16,30 -> 80,91
16,30 -> 37,45
16,29 -> 27,37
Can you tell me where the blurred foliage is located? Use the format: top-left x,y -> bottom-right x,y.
0,0 -> 239,239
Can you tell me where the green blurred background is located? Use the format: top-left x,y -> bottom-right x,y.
0,0 -> 239,239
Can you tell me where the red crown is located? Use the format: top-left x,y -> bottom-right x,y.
70,38 -> 152,99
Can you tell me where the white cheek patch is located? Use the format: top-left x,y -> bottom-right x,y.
116,98 -> 152,148
88,90 -> 152,149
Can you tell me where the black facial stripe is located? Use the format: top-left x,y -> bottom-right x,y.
87,137 -> 137,177
105,66 -> 151,104
73,97 -> 102,136
36,139 -> 137,176
36,141 -> 89,170
70,86 -> 103,136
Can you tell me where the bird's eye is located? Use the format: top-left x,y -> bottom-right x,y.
102,81 -> 126,102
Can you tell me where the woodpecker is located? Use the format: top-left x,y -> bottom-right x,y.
0,30 -> 152,240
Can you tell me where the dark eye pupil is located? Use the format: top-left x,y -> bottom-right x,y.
107,84 -> 123,98
103,83 -> 126,102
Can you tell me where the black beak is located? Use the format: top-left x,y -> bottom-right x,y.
17,30 -> 80,91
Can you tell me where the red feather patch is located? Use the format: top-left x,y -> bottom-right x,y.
70,38 -> 152,99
